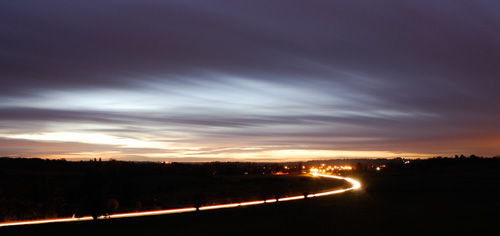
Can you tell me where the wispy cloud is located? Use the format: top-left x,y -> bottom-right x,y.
1,1 -> 499,160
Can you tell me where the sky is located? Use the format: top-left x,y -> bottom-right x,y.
1,0 -> 500,162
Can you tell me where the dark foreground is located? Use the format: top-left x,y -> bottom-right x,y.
2,160 -> 500,235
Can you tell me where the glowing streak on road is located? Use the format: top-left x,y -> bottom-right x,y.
0,174 -> 361,227
276,195 -> 305,202
109,207 -> 197,219
0,217 -> 95,227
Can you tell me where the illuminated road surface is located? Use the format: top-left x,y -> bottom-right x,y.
0,174 -> 361,227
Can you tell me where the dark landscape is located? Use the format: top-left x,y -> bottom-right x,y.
1,156 -> 499,235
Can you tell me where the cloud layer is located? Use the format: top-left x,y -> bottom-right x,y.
1,1 -> 500,161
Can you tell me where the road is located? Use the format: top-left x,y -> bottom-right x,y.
0,174 -> 361,227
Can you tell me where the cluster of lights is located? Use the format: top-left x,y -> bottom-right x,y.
331,165 -> 352,170
376,165 -> 386,171
309,164 -> 353,175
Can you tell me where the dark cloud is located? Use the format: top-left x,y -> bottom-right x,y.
1,1 -> 500,160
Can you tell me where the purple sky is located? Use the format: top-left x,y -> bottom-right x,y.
1,0 -> 500,161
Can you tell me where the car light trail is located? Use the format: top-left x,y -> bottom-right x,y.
109,207 -> 197,219
0,174 -> 361,227
0,216 -> 95,227
277,195 -> 305,202
239,200 -> 266,206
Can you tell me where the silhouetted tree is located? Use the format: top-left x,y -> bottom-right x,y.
106,198 -> 119,214
260,184 -> 271,202
193,194 -> 205,211
134,201 -> 142,212
83,167 -> 105,220
274,192 -> 282,202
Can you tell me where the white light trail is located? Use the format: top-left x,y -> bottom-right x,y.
0,216 -> 94,227
108,207 -> 197,219
0,174 -> 361,227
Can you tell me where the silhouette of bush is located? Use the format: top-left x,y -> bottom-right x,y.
193,194 -> 205,211
106,198 -> 119,214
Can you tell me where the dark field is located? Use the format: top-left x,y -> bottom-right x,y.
2,158 -> 500,235
0,159 -> 346,221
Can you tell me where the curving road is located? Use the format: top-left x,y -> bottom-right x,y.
0,174 -> 361,227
